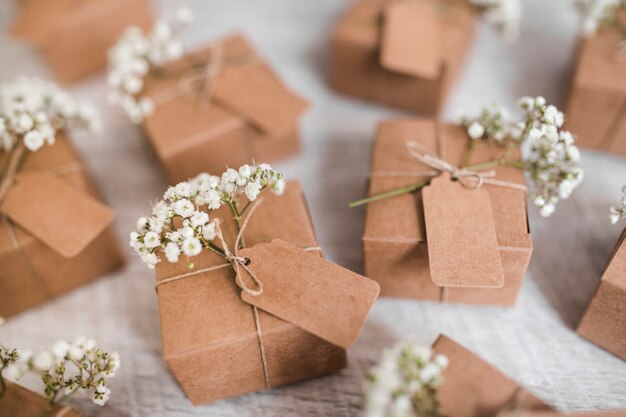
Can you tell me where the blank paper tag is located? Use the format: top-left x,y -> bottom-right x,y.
422,173 -> 504,288
214,66 -> 309,137
238,239 -> 380,348
0,172 -> 114,258
380,1 -> 440,79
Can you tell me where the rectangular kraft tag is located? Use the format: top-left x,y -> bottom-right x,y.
0,172 -> 114,258
238,239 -> 380,348
380,1 -> 441,79
422,172 -> 504,288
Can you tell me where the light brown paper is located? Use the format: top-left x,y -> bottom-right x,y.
363,118 -> 532,305
330,0 -> 475,114
1,172 -> 114,258
380,1 -> 440,79
565,30 -> 626,156
577,227 -> 626,361
0,381 -> 83,417
0,134 -> 124,319
11,0 -> 153,83
155,182 -> 347,404
142,34 -> 309,183
422,172 -> 504,288
239,239 -> 380,348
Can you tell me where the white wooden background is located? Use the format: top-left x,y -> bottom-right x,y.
1,1 -> 626,416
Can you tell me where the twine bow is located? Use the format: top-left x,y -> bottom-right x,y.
404,141 -> 527,191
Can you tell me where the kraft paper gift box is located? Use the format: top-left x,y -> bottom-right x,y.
154,181 -> 379,405
0,135 -> 124,319
330,0 -> 476,115
565,29 -> 626,156
432,335 -> 626,417
363,118 -> 532,305
141,34 -> 309,183
0,382 -> 83,417
577,228 -> 626,361
11,0 -> 153,83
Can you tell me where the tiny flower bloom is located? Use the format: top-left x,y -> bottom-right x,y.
245,181 -> 262,201
190,211 -> 209,227
51,340 -> 70,359
164,242 -> 180,263
182,237 -> 202,256
32,350 -> 54,371
143,231 -> 161,248
174,198 -> 195,218
202,222 -> 217,241
23,130 -> 45,151
467,121 -> 485,139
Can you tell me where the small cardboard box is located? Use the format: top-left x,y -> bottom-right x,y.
11,0 -> 153,83
141,34 -> 309,183
0,135 -> 124,319
578,228 -> 626,361
565,31 -> 626,156
330,0 -> 475,115
363,119 -> 532,305
154,183 -> 351,405
0,382 -> 83,417
433,336 -> 626,417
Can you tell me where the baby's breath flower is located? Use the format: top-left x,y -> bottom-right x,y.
108,7 -> 193,123
364,341 -> 447,417
470,0 -> 523,40
0,77 -> 98,152
574,0 -> 624,36
131,164 -> 285,268
0,339 -> 119,410
609,186 -> 626,224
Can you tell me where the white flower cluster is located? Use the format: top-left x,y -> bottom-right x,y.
609,186 -> 626,224
130,164 -> 285,269
470,0 -> 523,40
461,103 -> 509,143
0,77 -> 99,152
107,7 -> 193,123
1,338 -> 120,407
364,341 -> 448,417
518,96 -> 583,217
574,0 -> 624,36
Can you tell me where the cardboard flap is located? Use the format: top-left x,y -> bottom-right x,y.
238,239 -> 380,348
422,173 -> 504,288
432,335 -> 552,417
0,172 -> 114,258
380,1 -> 441,79
213,65 -> 309,137
576,32 -> 626,94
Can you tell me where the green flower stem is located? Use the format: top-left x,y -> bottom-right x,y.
461,138 -> 475,167
349,179 -> 431,208
208,243 -> 227,258
228,201 -> 245,249
0,142 -> 27,202
463,158 -> 525,171
0,373 -> 6,400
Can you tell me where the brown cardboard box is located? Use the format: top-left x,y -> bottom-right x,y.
578,228 -> 626,361
363,119 -> 532,305
330,0 -> 475,115
0,135 -> 124,319
141,34 -> 309,183
154,182 -> 350,405
433,335 -> 626,417
0,381 -> 83,417
11,0 -> 153,83
565,31 -> 626,156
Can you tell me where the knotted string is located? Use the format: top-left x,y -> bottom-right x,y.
155,199 -> 322,389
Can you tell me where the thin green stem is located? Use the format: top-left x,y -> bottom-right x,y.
461,138 -> 475,168
208,242 -> 227,257
349,179 -> 431,208
0,373 -> 6,400
228,201 -> 245,249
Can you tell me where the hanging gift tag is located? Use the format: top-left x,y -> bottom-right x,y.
380,1 -> 441,79
238,239 -> 380,348
422,172 -> 504,288
0,172 -> 114,258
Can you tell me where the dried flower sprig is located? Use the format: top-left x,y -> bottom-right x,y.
131,164 -> 285,269
574,0 -> 626,37
609,186 -> 626,223
0,77 -> 99,153
364,341 -> 448,417
470,0 -> 523,40
107,7 -> 193,123
0,77 -> 99,202
350,96 -> 583,218
0,338 -> 120,415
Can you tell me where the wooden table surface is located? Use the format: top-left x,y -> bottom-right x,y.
1,0 -> 625,416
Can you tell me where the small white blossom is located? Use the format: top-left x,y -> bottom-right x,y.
470,0 -> 523,40
467,121 -> 485,139
32,351 -> 54,371
182,237 -> 202,256
164,242 -> 180,263
609,186 -> 626,224
574,0 -> 623,36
